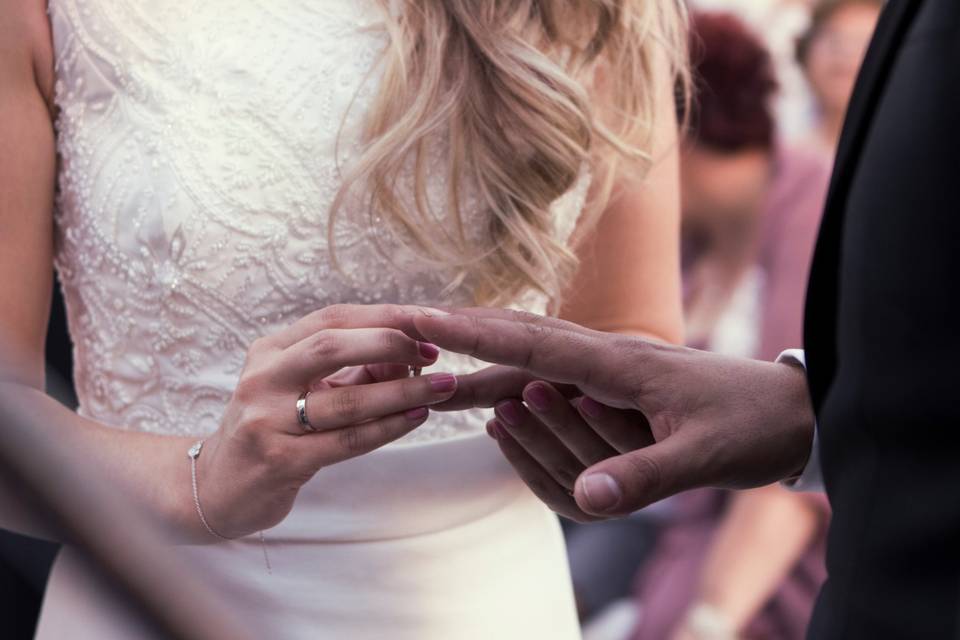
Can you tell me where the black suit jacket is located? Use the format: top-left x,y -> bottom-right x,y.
803,0 -> 960,637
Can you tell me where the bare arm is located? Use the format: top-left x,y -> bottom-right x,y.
560,57 -> 684,345
0,2 -> 197,540
0,0 -> 56,389
686,486 -> 827,632
0,31 -> 215,535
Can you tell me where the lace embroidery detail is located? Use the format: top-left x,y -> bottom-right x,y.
49,0 -> 590,443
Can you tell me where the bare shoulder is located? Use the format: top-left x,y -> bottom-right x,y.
0,0 -> 55,106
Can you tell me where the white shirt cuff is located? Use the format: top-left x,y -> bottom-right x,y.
776,349 -> 824,493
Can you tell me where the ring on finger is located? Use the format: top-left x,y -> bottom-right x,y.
296,390 -> 317,433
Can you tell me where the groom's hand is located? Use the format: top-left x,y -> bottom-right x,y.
487,383 -> 654,522
412,309 -> 817,517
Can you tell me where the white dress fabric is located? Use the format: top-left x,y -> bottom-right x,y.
38,1 -> 588,638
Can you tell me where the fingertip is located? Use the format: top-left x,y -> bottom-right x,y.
575,472 -> 623,515
522,381 -> 552,412
486,419 -> 510,441
578,396 -> 603,419
494,399 -> 524,427
405,406 -> 430,422
427,372 -> 457,394
418,342 -> 440,361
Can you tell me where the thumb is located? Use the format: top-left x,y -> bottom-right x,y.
573,434 -> 700,516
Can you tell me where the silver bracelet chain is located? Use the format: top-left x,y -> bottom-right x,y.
187,440 -> 231,540
188,439 -> 272,573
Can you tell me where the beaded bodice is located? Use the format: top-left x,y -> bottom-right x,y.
49,0 -> 589,441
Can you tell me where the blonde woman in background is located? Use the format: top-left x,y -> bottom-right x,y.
0,0 -> 687,638
796,0 -> 883,156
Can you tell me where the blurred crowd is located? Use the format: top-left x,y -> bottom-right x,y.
0,1 -> 883,638
568,1 -> 882,639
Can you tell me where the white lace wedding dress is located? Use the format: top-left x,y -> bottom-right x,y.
38,1 -> 587,638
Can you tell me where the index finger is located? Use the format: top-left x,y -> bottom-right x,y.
432,365 -> 579,411
452,307 -> 598,337
412,313 -> 615,392
271,304 -> 436,348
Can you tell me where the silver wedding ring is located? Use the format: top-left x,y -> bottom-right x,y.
296,390 -> 317,433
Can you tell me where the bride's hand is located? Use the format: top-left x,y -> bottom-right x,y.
192,305 -> 457,539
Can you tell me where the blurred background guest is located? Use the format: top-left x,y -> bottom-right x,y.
795,0 -> 883,157
629,12 -> 834,640
571,3 -> 884,637
689,0 -> 813,140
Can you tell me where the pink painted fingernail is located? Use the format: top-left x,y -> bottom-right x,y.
495,400 -> 523,427
406,407 -> 429,421
418,342 -> 440,359
486,420 -> 506,441
524,384 -> 550,412
428,373 -> 457,393
581,473 -> 622,512
579,396 -> 603,419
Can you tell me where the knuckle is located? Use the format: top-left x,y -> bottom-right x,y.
521,320 -> 552,341
331,387 -> 365,422
614,334 -> 644,353
654,410 -> 684,438
260,441 -> 290,469
378,305 -> 403,327
336,425 -> 369,454
625,454 -> 663,497
247,336 -> 272,358
234,372 -> 268,404
375,416 -> 406,443
233,379 -> 256,405
316,304 -> 350,327
615,337 -> 655,377
233,412 -> 272,455
517,311 -> 552,341
237,405 -> 273,433
379,329 -> 410,354
466,315 -> 483,357
307,331 -> 340,362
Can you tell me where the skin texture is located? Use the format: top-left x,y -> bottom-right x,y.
412,308 -> 816,521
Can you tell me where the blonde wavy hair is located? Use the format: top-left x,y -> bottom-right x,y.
332,0 -> 689,306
